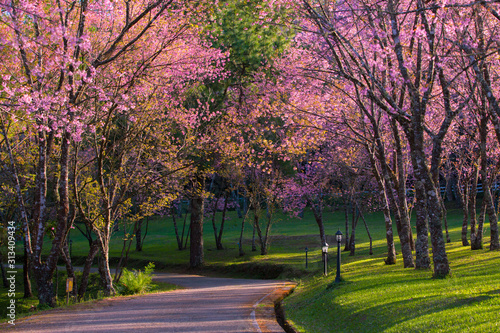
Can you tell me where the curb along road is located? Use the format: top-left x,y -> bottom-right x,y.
4,272 -> 296,333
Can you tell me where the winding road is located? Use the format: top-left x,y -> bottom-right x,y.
4,273 -> 295,333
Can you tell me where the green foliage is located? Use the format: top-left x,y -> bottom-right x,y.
182,0 -> 295,133
203,0 -> 294,79
116,262 -> 155,296
36,303 -> 53,311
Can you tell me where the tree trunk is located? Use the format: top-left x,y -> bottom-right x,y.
179,204 -> 189,250
440,197 -> 451,243
253,210 -> 263,254
114,221 -> 138,283
392,120 -> 416,253
357,204 -> 373,255
372,120 -> 413,266
252,200 -> 272,256
414,181 -> 431,269
457,177 -> 470,246
190,173 -> 205,268
172,210 -> 184,250
349,207 -> 359,256
184,221 -> 190,250
98,257 -> 115,296
60,240 -> 77,297
178,200 -> 183,218
238,214 -> 246,257
380,159 -> 413,267
462,205 -> 470,246
234,190 -> 243,218
485,186 -> 500,250
0,252 -> 8,288
34,269 -> 55,306
33,131 -> 70,306
470,166 -> 480,249
252,215 -> 257,252
98,246 -> 115,296
368,148 -> 396,265
78,239 -> 100,300
243,196 -> 249,216
407,128 -> 449,277
261,200 -> 274,255
211,196 -> 222,249
23,238 -> 33,298
445,172 -> 456,202
135,219 -> 143,252
424,177 -> 450,277
31,133 -> 53,306
471,200 -> 486,250
216,193 -> 228,250
479,114 -> 500,250
343,198 -> 350,251
308,197 -> 327,246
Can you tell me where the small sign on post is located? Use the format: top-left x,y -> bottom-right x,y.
66,277 -> 74,305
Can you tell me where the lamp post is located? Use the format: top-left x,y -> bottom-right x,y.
335,229 -> 343,283
305,247 -> 309,269
322,243 -> 329,276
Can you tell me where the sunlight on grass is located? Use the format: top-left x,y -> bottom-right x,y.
284,221 -> 500,333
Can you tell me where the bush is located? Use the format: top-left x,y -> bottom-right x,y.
116,262 -> 155,296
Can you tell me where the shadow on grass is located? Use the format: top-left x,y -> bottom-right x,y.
339,294 -> 495,332
449,255 -> 500,277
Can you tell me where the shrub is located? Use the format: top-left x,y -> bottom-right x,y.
116,262 -> 155,295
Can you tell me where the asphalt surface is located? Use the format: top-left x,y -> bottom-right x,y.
5,273 -> 292,333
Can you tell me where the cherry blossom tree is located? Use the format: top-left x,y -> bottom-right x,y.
296,0 -> 492,277
453,2 -> 500,250
0,0 -> 224,304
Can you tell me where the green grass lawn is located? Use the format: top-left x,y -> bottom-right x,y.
283,208 -> 500,333
3,204 -> 500,332
50,210 -> 330,274
64,208 -> 380,272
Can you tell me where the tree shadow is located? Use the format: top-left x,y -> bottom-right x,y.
342,294 -> 495,332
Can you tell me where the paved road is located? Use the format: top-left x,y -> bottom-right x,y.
5,273 -> 294,333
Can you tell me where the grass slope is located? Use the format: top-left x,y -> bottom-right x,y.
284,210 -> 500,332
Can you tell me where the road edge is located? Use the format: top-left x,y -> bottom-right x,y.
252,282 -> 297,333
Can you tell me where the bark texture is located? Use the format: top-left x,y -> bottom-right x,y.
190,173 -> 205,268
